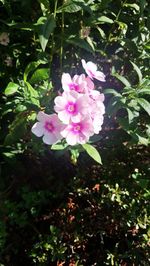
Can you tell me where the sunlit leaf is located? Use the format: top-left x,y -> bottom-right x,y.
51,143 -> 68,150
97,16 -> 113,24
82,143 -> 102,164
137,98 -> 150,116
25,82 -> 40,107
24,61 -> 42,82
4,82 -> 19,96
113,73 -> 131,87
104,89 -> 121,96
29,68 -> 49,84
124,3 -> 140,12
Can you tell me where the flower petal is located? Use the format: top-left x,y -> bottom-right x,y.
94,71 -> 106,82
58,110 -> 70,124
42,132 -> 58,145
66,132 -> 77,146
31,122 -> 44,137
61,73 -> 72,90
37,111 -> 48,122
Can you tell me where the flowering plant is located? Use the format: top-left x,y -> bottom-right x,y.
31,59 -> 105,164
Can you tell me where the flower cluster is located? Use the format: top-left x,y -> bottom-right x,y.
32,60 -> 106,146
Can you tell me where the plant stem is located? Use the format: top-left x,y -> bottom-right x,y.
60,10 -> 64,74
47,0 -> 58,90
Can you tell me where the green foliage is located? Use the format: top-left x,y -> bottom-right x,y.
0,0 -> 150,265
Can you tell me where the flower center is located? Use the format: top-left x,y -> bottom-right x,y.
72,123 -> 82,134
66,102 -> 76,114
69,83 -> 80,92
45,122 -> 54,132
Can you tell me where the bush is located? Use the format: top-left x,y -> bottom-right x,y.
0,0 -> 150,265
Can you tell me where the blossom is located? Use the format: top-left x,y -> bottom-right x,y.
31,111 -> 63,145
0,32 -> 9,46
88,90 -> 105,115
54,90 -> 89,124
61,73 -> 94,93
32,59 -> 106,147
62,73 -> 86,93
81,59 -> 106,82
61,116 -> 94,146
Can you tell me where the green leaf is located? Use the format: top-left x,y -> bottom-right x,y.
4,82 -> 19,96
104,89 -> 121,96
67,36 -> 94,53
39,0 -> 50,15
112,72 -> 131,87
25,82 -> 40,107
29,68 -> 49,84
137,98 -> 150,116
24,61 -> 42,82
130,61 -> 142,84
97,16 -> 113,24
96,26 -> 106,39
51,143 -> 68,150
127,108 -> 139,124
138,88 -> 150,95
135,134 -> 149,146
37,15 -> 56,51
86,36 -> 95,51
124,3 -> 140,12
82,144 -> 102,164
57,0 -> 85,13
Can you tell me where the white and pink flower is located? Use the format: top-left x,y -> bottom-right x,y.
32,59 -> 106,147
81,59 -> 106,82
54,90 -> 89,124
61,73 -> 85,93
31,111 -> 63,145
88,90 -> 105,116
61,73 -> 94,93
61,116 -> 94,146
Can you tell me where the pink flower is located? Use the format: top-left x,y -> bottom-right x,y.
61,73 -> 86,93
87,90 -> 105,117
54,90 -> 89,124
86,90 -> 105,134
81,59 -> 106,82
61,73 -> 94,93
31,111 -> 63,145
61,116 -> 94,146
